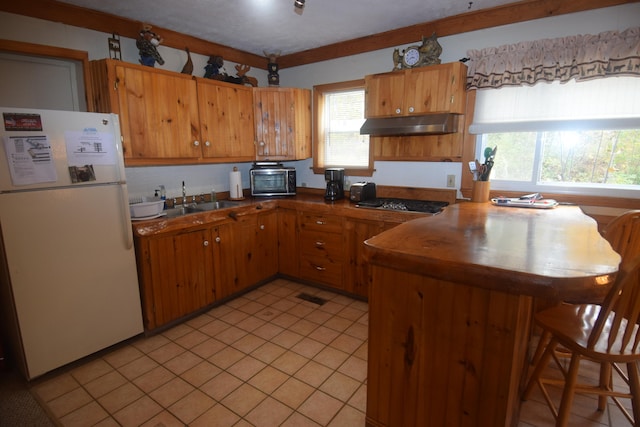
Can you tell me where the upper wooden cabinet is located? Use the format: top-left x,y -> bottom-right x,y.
364,62 -> 468,118
196,77 -> 256,162
90,59 -> 201,165
90,60 -> 311,165
254,87 -> 312,161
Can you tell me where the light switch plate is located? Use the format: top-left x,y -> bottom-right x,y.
447,175 -> 455,188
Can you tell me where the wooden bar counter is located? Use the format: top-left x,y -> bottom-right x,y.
363,202 -> 621,427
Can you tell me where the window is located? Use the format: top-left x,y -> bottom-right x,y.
471,77 -> 640,198
313,80 -> 373,176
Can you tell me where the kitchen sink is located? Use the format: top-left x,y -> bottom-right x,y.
165,200 -> 239,218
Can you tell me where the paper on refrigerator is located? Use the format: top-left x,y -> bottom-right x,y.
3,135 -> 57,186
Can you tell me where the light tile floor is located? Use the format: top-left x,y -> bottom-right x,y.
31,279 -> 368,426
29,278 -> 635,426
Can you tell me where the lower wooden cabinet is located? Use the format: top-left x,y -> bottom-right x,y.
134,206 -> 402,331
202,212 -> 279,302
212,222 -> 235,300
135,210 -> 278,331
298,212 -> 345,289
278,208 -> 299,277
344,218 -> 395,297
136,227 -> 216,330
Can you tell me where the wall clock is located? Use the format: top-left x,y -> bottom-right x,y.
394,34 -> 443,70
402,46 -> 421,68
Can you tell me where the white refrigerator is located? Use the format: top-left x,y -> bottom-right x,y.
0,107 -> 143,380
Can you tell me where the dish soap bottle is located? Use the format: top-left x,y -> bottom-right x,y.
158,185 -> 166,209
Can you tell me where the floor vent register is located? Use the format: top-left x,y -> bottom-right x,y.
296,293 -> 327,305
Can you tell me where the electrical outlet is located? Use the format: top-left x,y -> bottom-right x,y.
446,175 -> 456,188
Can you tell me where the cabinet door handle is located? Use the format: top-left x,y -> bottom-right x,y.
205,141 -> 211,147
259,141 -> 265,146
260,224 -> 265,230
315,240 -> 325,247
450,95 -> 454,104
395,108 -> 401,114
194,140 -> 200,147
408,106 -> 414,113
215,236 -> 221,243
203,240 -> 209,247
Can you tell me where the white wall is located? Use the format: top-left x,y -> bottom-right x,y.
1,4 -> 638,199
280,3 -> 640,192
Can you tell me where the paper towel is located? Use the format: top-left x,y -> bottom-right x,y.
229,167 -> 243,199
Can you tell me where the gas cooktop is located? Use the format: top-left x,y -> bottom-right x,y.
355,198 -> 449,214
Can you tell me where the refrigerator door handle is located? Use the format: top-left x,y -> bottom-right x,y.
119,183 -> 134,249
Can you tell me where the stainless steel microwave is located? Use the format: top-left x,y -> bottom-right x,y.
250,163 -> 296,197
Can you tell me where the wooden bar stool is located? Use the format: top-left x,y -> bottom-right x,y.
522,256 -> 640,426
530,210 -> 640,366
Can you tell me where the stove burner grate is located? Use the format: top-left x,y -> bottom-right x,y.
356,198 -> 448,214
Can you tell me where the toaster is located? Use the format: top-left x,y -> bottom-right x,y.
349,182 -> 376,202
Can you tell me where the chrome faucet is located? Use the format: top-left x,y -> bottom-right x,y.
182,181 -> 187,205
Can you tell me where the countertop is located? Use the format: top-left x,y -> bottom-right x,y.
131,193 -> 436,237
364,201 -> 621,301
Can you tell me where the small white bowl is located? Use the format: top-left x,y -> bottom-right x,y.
129,200 -> 164,218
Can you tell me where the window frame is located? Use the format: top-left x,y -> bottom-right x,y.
474,129 -> 640,199
312,79 -> 374,176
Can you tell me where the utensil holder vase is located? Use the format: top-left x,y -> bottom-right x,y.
471,181 -> 491,203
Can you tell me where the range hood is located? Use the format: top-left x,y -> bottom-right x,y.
360,113 -> 459,136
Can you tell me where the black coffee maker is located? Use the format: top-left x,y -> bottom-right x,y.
324,168 -> 345,201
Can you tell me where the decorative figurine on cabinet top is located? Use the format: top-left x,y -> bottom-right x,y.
235,64 -> 258,87
264,51 -> 281,86
393,33 -> 442,71
180,48 -> 193,75
204,55 -> 225,79
136,25 -> 164,67
203,56 -> 258,87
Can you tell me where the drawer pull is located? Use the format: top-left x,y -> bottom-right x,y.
315,220 -> 326,225
315,241 -> 325,247
315,265 -> 326,271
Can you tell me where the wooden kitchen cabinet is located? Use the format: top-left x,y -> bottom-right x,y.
254,87 -> 312,161
211,221 -> 237,300
196,77 -> 256,162
298,212 -> 345,289
370,122 -> 465,161
343,218 -> 395,298
135,227 -> 216,330
365,61 -> 468,117
277,208 -> 299,278
90,59 -> 201,164
365,61 -> 469,162
252,210 -> 279,284
217,211 -> 278,298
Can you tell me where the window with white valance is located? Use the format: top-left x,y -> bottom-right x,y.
465,27 -> 640,198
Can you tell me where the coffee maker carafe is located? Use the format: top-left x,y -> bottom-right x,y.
324,168 -> 344,201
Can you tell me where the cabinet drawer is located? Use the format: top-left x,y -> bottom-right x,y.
299,230 -> 343,258
299,254 -> 343,288
299,213 -> 343,233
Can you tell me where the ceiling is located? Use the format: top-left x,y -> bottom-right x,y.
55,0 -> 517,57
